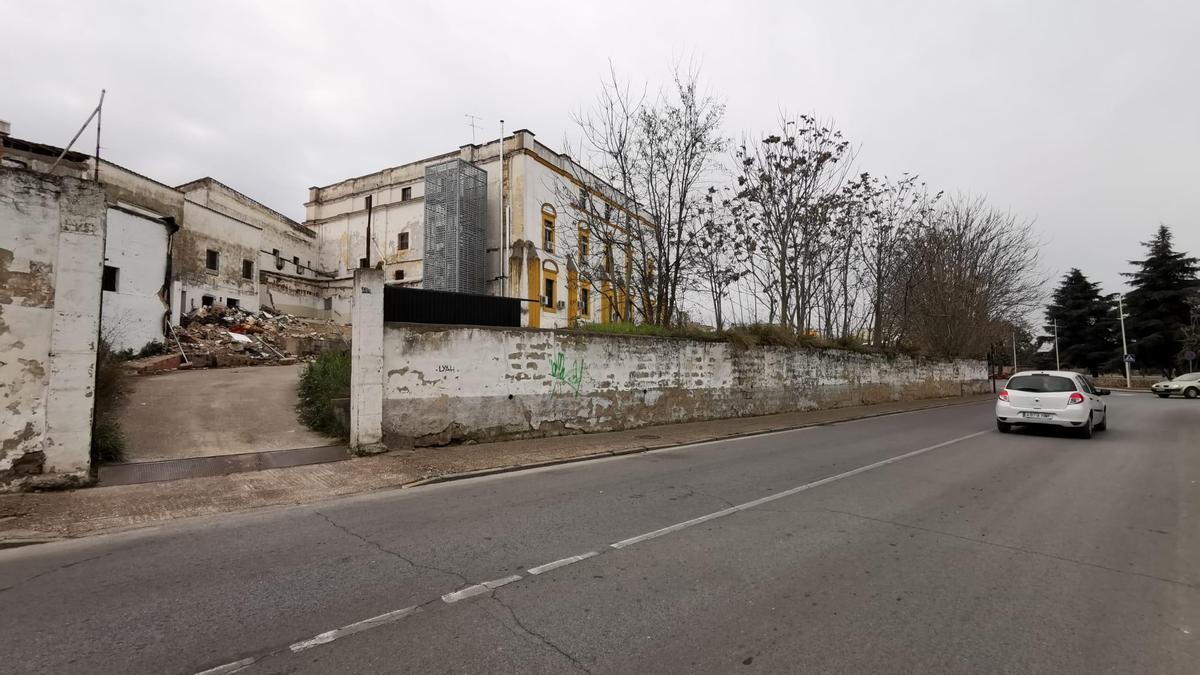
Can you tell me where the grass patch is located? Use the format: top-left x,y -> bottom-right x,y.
298,350 -> 351,439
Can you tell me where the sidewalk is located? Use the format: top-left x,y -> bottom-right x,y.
0,394 -> 992,546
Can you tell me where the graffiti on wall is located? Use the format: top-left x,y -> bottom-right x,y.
549,351 -> 586,395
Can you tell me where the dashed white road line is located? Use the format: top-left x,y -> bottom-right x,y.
290,605 -> 421,652
611,429 -> 988,549
441,574 -> 523,603
526,551 -> 599,575
195,658 -> 257,675
195,427 -> 988,674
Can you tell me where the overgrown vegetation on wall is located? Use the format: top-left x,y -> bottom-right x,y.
298,349 -> 351,439
91,339 -> 129,464
575,322 -> 911,356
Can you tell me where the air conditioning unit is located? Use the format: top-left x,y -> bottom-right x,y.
540,295 -> 549,306
556,300 -> 566,310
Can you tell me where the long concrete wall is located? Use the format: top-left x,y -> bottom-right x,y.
365,319 -> 989,449
1,168 -> 106,488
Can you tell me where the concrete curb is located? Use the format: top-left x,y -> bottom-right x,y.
399,396 -> 989,489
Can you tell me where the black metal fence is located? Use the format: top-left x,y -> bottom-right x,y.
383,285 -> 521,328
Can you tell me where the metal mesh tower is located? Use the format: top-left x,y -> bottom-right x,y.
423,159 -> 487,294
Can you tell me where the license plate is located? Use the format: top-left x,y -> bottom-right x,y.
1021,412 -> 1053,419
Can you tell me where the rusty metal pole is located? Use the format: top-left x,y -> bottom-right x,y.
364,194 -> 373,268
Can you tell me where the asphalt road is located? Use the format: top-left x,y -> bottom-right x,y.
2,394 -> 1197,674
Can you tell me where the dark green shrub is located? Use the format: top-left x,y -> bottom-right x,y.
298,350 -> 351,439
137,340 -> 167,358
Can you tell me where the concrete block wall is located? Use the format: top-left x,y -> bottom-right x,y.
360,322 -> 989,449
1,168 -> 106,488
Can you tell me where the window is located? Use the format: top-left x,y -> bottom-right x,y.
293,256 -> 301,274
578,186 -> 587,208
604,204 -> 612,222
102,265 -> 119,292
324,297 -> 333,310
205,249 -> 219,273
543,278 -> 555,308
1007,374 -> 1077,393
273,248 -> 283,270
604,243 -> 614,273
401,186 -> 412,201
202,294 -> 215,307
578,227 -> 589,260
226,298 -> 240,309
242,259 -> 254,280
398,232 -> 410,251
579,286 -> 590,316
543,218 -> 555,253
393,269 -> 405,280
359,257 -> 369,269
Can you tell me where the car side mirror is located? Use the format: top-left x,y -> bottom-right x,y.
1097,389 -> 1111,396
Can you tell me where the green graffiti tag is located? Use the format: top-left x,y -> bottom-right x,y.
549,351 -> 586,395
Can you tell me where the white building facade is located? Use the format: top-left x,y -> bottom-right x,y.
305,130 -> 641,329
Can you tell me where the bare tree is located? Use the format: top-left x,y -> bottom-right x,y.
855,174 -> 941,346
694,187 -> 745,330
729,114 -> 854,331
889,195 -> 1043,356
560,63 -> 726,326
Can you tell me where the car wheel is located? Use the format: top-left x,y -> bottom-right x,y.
1156,393 -> 1170,398
1078,414 -> 1094,439
1185,387 -> 1199,400
997,420 -> 1012,433
1095,409 -> 1107,431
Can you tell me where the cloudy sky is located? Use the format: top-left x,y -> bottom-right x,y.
4,0 -> 1197,302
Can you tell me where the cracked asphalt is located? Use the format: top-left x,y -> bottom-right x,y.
1,395 -> 1197,674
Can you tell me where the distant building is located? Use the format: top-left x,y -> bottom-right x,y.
306,129 -> 643,329
1,124 -> 335,352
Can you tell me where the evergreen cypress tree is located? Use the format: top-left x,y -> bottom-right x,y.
1043,269 -> 1117,375
1123,225 -> 1200,373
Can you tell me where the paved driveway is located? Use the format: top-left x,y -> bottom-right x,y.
116,364 -> 334,461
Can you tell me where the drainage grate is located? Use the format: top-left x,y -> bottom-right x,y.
97,445 -> 351,487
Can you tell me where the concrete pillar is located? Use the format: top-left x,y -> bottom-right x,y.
42,179 -> 107,481
350,268 -> 385,453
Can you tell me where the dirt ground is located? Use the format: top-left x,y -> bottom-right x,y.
116,364 -> 335,462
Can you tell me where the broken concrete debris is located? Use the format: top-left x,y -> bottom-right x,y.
141,304 -> 350,370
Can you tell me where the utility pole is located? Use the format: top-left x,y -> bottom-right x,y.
363,194 -> 373,268
1118,295 -> 1131,388
1012,330 -> 1018,374
1054,319 -> 1061,370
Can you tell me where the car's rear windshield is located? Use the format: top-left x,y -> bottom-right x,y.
1007,375 -> 1077,393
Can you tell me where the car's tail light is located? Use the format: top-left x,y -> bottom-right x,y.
998,389 -> 1009,402
1068,392 -> 1085,405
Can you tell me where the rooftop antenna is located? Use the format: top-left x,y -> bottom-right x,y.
464,113 -> 482,144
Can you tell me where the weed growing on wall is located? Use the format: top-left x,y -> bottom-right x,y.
298,350 -> 351,439
91,339 -> 129,463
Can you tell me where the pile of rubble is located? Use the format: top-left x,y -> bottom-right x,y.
167,305 -> 349,368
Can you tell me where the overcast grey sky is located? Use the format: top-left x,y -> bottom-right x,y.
4,0 -> 1197,302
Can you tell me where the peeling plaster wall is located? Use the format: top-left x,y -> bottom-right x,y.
101,208 -> 170,351
377,324 -> 990,448
1,168 -> 105,487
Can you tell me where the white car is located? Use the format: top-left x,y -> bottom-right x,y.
995,370 -> 1110,438
1151,372 -> 1200,399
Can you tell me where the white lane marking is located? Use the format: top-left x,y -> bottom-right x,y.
526,551 -> 599,575
483,574 -> 522,589
195,657 -> 257,675
611,429 -> 988,549
441,574 -> 523,603
289,605 -> 420,653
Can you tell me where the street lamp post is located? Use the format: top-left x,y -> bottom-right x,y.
1118,295 -> 1131,388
